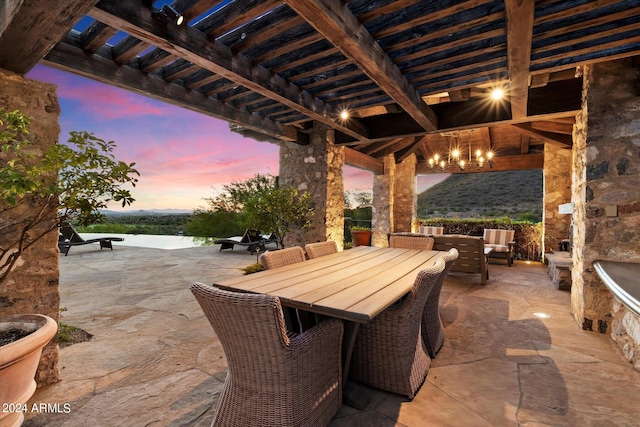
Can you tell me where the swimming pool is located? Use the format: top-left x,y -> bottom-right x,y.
81,233 -> 212,250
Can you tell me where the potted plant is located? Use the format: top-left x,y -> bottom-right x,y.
351,225 -> 372,246
0,315 -> 57,427
0,107 -> 139,416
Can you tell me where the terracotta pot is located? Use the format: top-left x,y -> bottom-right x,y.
0,314 -> 57,427
351,229 -> 372,246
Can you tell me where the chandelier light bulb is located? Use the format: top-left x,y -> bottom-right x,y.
459,159 -> 465,169
434,153 -> 440,162
476,149 -> 482,158
487,151 -> 494,160
451,149 -> 460,159
428,158 -> 434,166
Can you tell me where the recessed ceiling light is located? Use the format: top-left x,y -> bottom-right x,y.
491,88 -> 504,100
339,110 -> 350,120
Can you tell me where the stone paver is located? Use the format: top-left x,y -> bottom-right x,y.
23,245 -> 640,427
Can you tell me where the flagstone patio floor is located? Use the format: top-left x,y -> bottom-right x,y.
23,244 -> 640,426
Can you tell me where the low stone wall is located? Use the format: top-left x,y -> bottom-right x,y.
0,69 -> 61,385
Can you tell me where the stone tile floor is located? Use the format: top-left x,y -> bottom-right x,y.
24,244 -> 640,426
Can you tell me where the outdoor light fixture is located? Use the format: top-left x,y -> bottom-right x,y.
339,109 -> 350,121
162,4 -> 184,25
426,129 -> 495,173
491,88 -> 504,100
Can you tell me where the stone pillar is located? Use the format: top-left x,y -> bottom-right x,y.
572,59 -> 640,367
393,154 -> 418,233
279,122 -> 345,249
371,155 -> 395,247
543,144 -> 572,253
0,69 -> 61,385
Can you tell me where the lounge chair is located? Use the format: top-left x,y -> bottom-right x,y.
484,228 -> 516,267
213,229 -> 275,254
190,283 -> 343,426
58,223 -> 124,256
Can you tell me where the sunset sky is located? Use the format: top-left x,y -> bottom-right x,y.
26,65 -> 446,211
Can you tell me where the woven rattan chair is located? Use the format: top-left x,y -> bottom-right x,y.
389,234 -> 435,250
305,240 -> 338,259
349,257 -> 447,399
421,248 -> 459,358
260,246 -> 306,269
190,282 -> 343,427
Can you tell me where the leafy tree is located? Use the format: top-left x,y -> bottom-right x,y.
196,174 -> 314,248
0,108 -> 139,285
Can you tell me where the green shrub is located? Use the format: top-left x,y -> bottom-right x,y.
242,262 -> 265,275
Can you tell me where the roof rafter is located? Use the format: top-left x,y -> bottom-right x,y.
89,0 -> 371,142
286,0 -> 438,132
505,0 -> 535,120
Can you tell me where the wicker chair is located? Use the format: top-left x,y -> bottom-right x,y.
190,283 -> 343,427
389,234 -> 435,250
421,248 -> 459,358
260,246 -> 306,269
260,246 -> 308,331
305,240 -> 338,259
349,257 -> 447,399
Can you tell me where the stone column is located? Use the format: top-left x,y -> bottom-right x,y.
371,155 -> 395,247
0,69 -> 61,385
393,154 -> 418,233
279,122 -> 345,249
572,59 -> 640,363
543,144 -> 572,253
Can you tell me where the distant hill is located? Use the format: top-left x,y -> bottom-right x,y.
417,169 -> 543,221
101,209 -> 194,216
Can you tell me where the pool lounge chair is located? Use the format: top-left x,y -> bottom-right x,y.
58,223 -> 124,256
213,229 -> 275,254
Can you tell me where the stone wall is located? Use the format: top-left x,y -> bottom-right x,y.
278,122 -> 345,249
393,154 -> 417,233
0,69 -> 61,385
543,144 -> 572,253
372,155 -> 394,247
572,59 -> 640,370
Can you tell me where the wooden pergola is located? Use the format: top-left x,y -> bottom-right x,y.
1,0 -> 639,174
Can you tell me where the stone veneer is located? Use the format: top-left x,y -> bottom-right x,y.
278,122 -> 345,249
0,69 -> 61,385
543,144 -> 572,254
372,154 -> 417,246
571,59 -> 640,370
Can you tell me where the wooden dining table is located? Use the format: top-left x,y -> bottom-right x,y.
214,245 -> 444,408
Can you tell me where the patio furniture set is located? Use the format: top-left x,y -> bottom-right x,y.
191,237 -> 460,426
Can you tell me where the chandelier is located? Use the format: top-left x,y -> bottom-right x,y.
426,129 -> 494,172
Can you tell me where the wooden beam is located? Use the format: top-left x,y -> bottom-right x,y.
505,0 -> 535,120
510,123 -> 572,148
396,137 -> 424,162
0,0 -> 99,74
344,147 -> 384,175
416,153 -> 544,175
43,40 -> 296,143
89,0 -> 371,142
286,0 -> 438,132
531,121 -> 574,135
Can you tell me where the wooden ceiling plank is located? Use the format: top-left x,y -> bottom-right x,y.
81,21 -> 118,53
287,0 -> 438,132
0,0 -> 99,73
505,0 -> 535,120
89,0 -> 371,142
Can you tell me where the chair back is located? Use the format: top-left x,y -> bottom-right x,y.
190,283 -> 289,365
260,246 -> 306,269
483,228 -> 515,245
419,226 -> 444,236
398,257 -> 446,311
240,229 -> 261,243
389,234 -> 434,250
59,223 -> 84,243
305,240 -> 338,259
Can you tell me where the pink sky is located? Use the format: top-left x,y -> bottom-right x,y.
26,65 -> 445,211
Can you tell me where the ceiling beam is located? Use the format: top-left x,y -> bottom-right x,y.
286,0 -> 438,132
510,123 -> 572,148
505,0 -> 535,120
0,0 -> 99,74
43,40 -> 299,143
416,153 -> 544,175
89,0 -> 371,142
344,147 -> 384,175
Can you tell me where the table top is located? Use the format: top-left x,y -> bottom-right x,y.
215,246 -> 443,323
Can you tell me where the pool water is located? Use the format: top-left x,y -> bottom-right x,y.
81,233 -> 212,250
